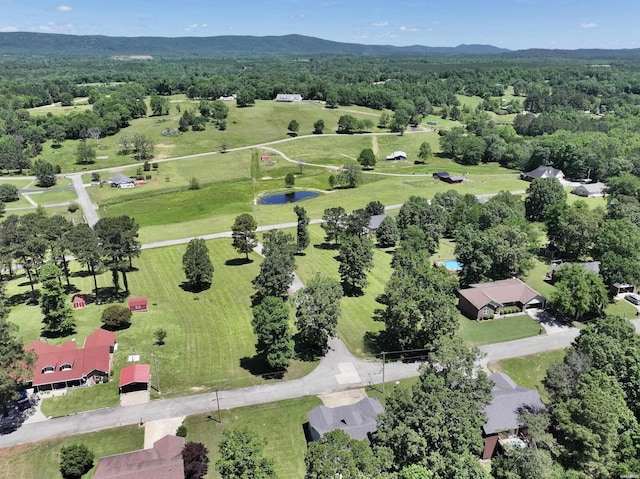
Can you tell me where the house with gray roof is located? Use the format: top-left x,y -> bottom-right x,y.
275,93 -> 302,102
482,372 -> 545,459
545,261 -> 601,284
520,166 -> 564,182
457,278 -> 547,320
111,173 -> 134,188
367,214 -> 389,233
306,397 -> 384,441
385,151 -> 407,161
571,182 -> 606,197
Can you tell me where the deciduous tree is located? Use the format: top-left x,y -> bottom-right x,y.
66,223 -> 102,296
216,428 -> 276,479
337,162 -> 363,188
376,216 -> 399,247
251,296 -> 295,370
287,119 -> 299,136
417,142 -> 432,163
182,238 -> 213,290
252,230 -> 296,300
32,159 -> 56,187
100,304 -> 132,330
357,148 -> 376,170
338,234 -> 373,296
551,264 -> 607,321
231,213 -> 257,260
524,177 -> 567,222
293,205 -> 310,253
75,139 -> 96,164
183,441 -> 210,479
59,444 -> 94,479
321,207 -> 346,244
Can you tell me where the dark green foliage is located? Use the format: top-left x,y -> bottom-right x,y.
321,206 -> 346,244
357,148 -> 376,169
0,184 -> 19,202
338,234 -> 374,296
551,264 -> 608,321
287,119 -> 299,136
32,159 -> 56,187
154,328 -> 167,345
336,162 -> 363,188
75,139 -> 96,164
94,215 -> 141,293
337,114 -> 358,133
176,424 -> 187,437
417,142 -> 432,163
524,177 -> 567,222
304,430 -> 383,479
545,200 -> 605,260
376,216 -> 399,247
183,441 -> 210,479
182,238 -> 213,290
294,273 -> 342,356
293,205 -> 310,253
39,263 -> 75,337
376,228 -> 459,350
372,338 -> 492,477
397,196 -> 447,254
216,428 -> 276,479
252,230 -> 296,300
59,444 -> 94,479
231,213 -> 257,260
365,200 -> 385,216
594,219 -> 640,288
284,172 -> 295,187
66,223 -> 102,295
251,296 -> 294,370
100,305 -> 132,330
313,119 -> 324,134
150,94 -> 170,116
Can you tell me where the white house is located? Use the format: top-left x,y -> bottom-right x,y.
275,94 -> 302,102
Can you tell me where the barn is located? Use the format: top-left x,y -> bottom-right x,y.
128,296 -> 148,312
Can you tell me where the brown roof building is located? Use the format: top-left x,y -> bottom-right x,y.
457,278 -> 547,320
94,435 -> 185,479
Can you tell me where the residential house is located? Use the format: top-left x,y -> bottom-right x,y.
545,261 -> 601,284
306,397 -> 384,441
520,166 -> 565,182
385,151 -> 407,161
94,435 -> 185,479
482,372 -> 545,459
274,93 -> 302,102
571,182 -> 606,197
457,278 -> 547,320
432,171 -> 463,184
26,329 -> 116,392
367,214 -> 389,233
111,174 -> 135,189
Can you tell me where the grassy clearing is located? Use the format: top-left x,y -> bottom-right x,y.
183,396 -> 322,479
0,424 -> 144,479
490,349 -> 566,402
25,189 -> 78,205
8,239 -> 317,416
458,314 -> 543,347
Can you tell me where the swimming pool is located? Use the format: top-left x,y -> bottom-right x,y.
443,259 -> 462,271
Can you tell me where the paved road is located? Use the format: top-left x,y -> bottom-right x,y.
69,174 -> 99,226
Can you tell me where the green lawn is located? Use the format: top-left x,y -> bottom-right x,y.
458,314 -> 544,347
7,239 -> 318,416
490,349 -> 567,403
183,396 -> 322,479
0,425 -> 144,479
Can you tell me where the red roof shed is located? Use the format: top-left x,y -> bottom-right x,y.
119,364 -> 151,388
128,296 -> 148,312
72,295 -> 86,309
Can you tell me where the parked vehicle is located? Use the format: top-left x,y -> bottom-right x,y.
624,293 -> 640,305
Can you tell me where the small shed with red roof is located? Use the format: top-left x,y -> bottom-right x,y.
128,296 -> 148,312
119,364 -> 151,394
72,295 -> 86,309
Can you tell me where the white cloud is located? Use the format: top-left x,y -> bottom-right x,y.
372,22 -> 388,27
580,22 -> 598,29
400,26 -> 419,32
0,26 -> 17,32
39,22 -> 73,33
184,23 -> 208,32
56,5 -> 72,12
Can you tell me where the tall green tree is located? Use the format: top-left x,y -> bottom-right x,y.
251,296 -> 295,370
39,263 -> 75,337
231,213 -> 257,260
397,196 -> 447,254
66,223 -> 102,296
287,119 -> 299,136
594,219 -> 640,288
32,159 -> 56,187
182,238 -> 214,290
150,94 -> 169,116
417,142 -> 432,163
294,273 -> 342,356
216,428 -> 276,479
321,207 -> 346,244
376,216 -> 399,248
0,283 -> 35,416
252,230 -> 296,300
373,338 -> 492,478
313,119 -> 324,134
357,148 -> 376,170
551,264 -> 608,321
293,205 -> 310,253
94,215 -> 141,293
337,162 -> 363,188
338,234 -> 374,296
59,444 -> 94,479
75,139 -> 96,165
545,200 -> 604,260
13,213 -> 48,298
524,177 -> 567,222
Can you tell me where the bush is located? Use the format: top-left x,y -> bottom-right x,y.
189,178 -> 201,190
100,305 -> 132,330
60,444 -> 94,479
176,425 -> 188,437
0,184 -> 19,202
67,202 -> 80,213
91,172 -> 100,182
154,328 -> 167,345
143,161 -> 151,171
152,163 -> 159,170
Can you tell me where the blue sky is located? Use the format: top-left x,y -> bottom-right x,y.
0,0 -> 638,50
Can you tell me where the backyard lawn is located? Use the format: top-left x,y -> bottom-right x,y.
458,313 -> 543,347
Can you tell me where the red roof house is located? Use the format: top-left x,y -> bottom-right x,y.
94,435 -> 185,479
128,297 -> 148,312
119,364 -> 151,394
25,329 -> 116,391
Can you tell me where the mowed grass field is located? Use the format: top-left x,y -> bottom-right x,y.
7,238 -> 318,415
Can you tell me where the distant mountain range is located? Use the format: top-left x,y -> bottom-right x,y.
0,32 -> 638,59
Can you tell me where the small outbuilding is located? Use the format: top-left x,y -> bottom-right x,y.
119,364 -> 151,394
432,171 -> 463,184
385,151 -> 407,161
571,182 -> 606,197
72,294 -> 86,309
128,296 -> 148,312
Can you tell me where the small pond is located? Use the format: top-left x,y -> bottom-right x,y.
258,190 -> 320,205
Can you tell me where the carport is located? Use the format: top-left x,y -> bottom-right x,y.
119,364 -> 150,394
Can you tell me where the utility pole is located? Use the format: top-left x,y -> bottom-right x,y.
151,353 -> 160,395
382,351 -> 386,395
214,390 -> 221,422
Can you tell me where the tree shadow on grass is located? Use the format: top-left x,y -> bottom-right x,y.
225,258 -> 254,266
313,243 -> 339,251
7,291 -> 37,307
70,270 -> 94,278
179,281 -> 211,293
239,355 -> 285,380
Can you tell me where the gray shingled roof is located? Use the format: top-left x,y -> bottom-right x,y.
368,214 -> 389,231
112,173 -> 133,185
483,372 -> 545,435
307,397 -> 384,440
523,166 -> 564,180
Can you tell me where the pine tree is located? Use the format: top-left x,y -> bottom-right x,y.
39,263 -> 75,337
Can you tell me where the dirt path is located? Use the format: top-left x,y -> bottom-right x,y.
371,135 -> 379,157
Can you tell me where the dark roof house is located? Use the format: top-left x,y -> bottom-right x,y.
111,174 -> 134,187
25,329 -> 116,391
457,278 -> 546,320
432,171 -> 463,184
520,166 -> 564,182
94,435 -> 185,479
307,397 -> 384,441
545,261 -> 601,283
482,372 -> 545,459
367,214 -> 389,232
